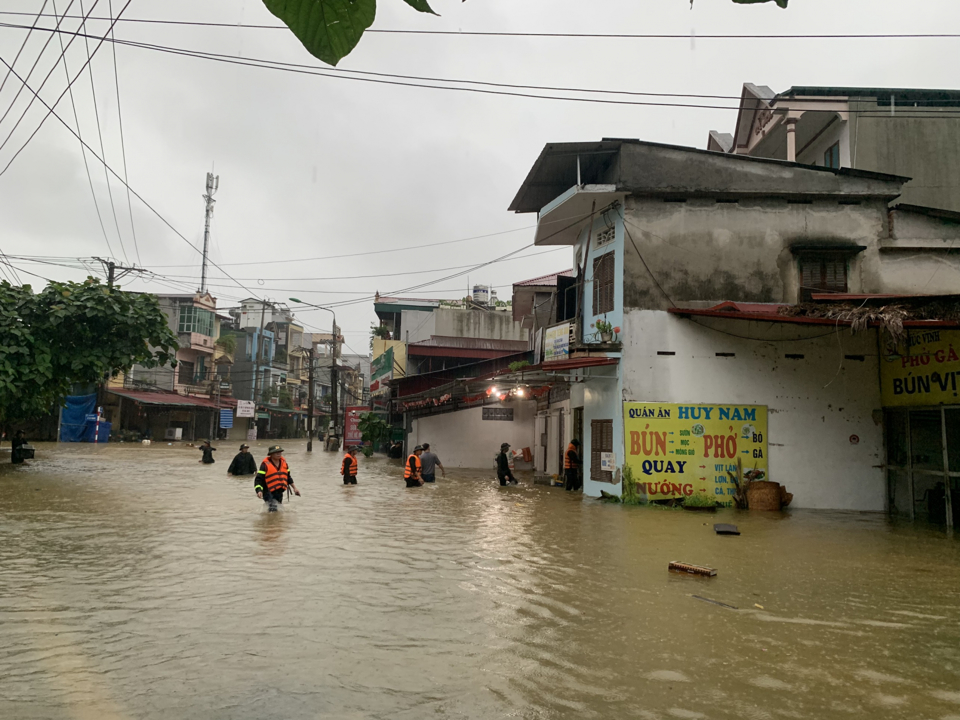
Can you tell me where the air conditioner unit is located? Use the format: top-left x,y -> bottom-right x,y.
165,428 -> 183,441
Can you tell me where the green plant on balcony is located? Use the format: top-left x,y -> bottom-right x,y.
508,360 -> 530,373
274,347 -> 288,365
215,334 -> 237,354
277,387 -> 293,409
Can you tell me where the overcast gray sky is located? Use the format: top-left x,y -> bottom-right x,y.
1,0 -> 958,350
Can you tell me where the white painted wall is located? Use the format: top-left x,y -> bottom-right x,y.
582,374 -> 625,499
400,310 -> 437,344
409,401 -> 537,470
619,309 -> 885,511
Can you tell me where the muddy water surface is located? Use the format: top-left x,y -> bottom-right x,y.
1,441 -> 959,719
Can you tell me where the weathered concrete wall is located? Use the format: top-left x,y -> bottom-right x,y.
850,102 -> 960,212
409,401 -> 537,469
399,310 -> 437,344
876,208 -> 960,294
620,309 -> 885,511
433,307 -> 527,341
621,197 -> 889,310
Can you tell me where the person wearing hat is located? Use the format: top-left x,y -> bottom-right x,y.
341,445 -> 360,485
564,439 -> 582,492
198,439 -> 216,464
227,443 -> 257,476
419,443 -> 445,483
496,443 -> 518,486
255,445 -> 300,509
404,445 -> 424,487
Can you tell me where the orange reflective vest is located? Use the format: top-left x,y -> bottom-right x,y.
564,443 -> 580,470
404,454 -> 421,479
341,453 -> 358,476
260,457 -> 290,492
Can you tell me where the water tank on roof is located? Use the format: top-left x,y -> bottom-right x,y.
472,285 -> 490,305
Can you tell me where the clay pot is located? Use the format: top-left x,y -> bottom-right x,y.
746,481 -> 783,511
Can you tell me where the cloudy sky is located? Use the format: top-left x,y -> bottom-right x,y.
1,0 -> 958,351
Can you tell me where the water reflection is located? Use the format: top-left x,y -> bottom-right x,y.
0,441 -> 958,719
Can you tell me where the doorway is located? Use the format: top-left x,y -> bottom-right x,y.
885,407 -> 958,528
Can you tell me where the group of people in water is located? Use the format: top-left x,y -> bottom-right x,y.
202,438 -> 540,509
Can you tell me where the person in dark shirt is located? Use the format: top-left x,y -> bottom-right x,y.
564,439 -> 582,492
11,430 -> 26,465
198,440 -> 216,464
496,442 -> 518,486
227,443 -> 257,476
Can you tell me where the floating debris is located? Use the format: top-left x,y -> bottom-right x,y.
669,561 -> 717,577
714,523 -> 740,535
692,595 -> 738,609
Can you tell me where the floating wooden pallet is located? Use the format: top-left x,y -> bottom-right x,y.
669,561 -> 717,577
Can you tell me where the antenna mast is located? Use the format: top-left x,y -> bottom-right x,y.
201,171 -> 219,293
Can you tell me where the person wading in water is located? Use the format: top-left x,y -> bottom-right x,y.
198,440 -> 216,464
341,445 -> 359,485
255,445 -> 300,511
227,443 -> 257,476
496,443 -> 518,486
404,445 -> 424,487
419,443 -> 445,483
564,439 -> 582,492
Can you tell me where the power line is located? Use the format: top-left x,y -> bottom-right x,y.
0,0 -> 123,178
50,0 -> 114,260
0,55 -> 265,304
1,13 -> 959,39
0,0 -> 51,98
0,0 -> 81,140
78,0 -> 128,262
7,22 -> 960,118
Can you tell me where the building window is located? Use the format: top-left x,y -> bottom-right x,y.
592,252 -> 615,316
178,305 -> 214,336
178,360 -> 195,385
798,255 -> 848,302
590,419 -> 614,483
823,142 -> 840,169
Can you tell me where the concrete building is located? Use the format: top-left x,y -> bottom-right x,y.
708,84 -> 960,212
507,137 -> 960,520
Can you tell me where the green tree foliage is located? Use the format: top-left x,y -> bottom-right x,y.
0,279 -> 177,424
357,411 -> 389,456
262,0 -> 435,67
265,0 -> 787,67
369,322 -> 391,350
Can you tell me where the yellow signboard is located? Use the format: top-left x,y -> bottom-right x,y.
881,329 -> 960,407
622,403 -> 768,506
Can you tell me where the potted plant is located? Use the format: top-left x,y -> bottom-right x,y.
592,318 -> 620,343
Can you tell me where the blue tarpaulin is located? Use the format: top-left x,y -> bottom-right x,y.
60,394 -> 96,442
83,420 -> 111,443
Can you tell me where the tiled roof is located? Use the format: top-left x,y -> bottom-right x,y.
514,269 -> 575,287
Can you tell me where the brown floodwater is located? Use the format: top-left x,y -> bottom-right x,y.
1,440 -> 959,720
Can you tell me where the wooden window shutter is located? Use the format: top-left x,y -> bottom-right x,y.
592,253 -> 615,316
590,419 -> 614,483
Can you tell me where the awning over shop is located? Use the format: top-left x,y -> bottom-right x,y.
108,389 -> 239,409
668,301 -> 960,329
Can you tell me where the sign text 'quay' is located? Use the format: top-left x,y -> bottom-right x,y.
622,403 -> 768,506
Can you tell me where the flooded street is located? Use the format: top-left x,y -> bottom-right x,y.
1,442 -> 959,720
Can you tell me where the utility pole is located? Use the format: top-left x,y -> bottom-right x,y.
201,172 -> 219,294
329,322 -> 339,451
250,299 -> 268,437
94,257 -> 144,287
307,347 -> 315,452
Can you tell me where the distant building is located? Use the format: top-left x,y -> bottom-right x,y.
707,84 -> 960,211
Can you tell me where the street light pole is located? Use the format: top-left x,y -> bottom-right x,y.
289,298 -> 338,452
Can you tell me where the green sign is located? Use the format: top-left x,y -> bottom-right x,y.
372,346 -> 394,382
257,412 -> 270,419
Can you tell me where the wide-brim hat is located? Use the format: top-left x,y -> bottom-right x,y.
239,443 -> 250,450
501,442 -> 511,449
268,445 -> 284,454
413,445 -> 424,451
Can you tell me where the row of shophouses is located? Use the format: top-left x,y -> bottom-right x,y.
102,297 -> 370,444
373,84 -> 960,527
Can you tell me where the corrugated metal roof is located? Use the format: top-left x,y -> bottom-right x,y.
514,269 -> 575,287
108,389 -> 238,409
408,336 -> 529,351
